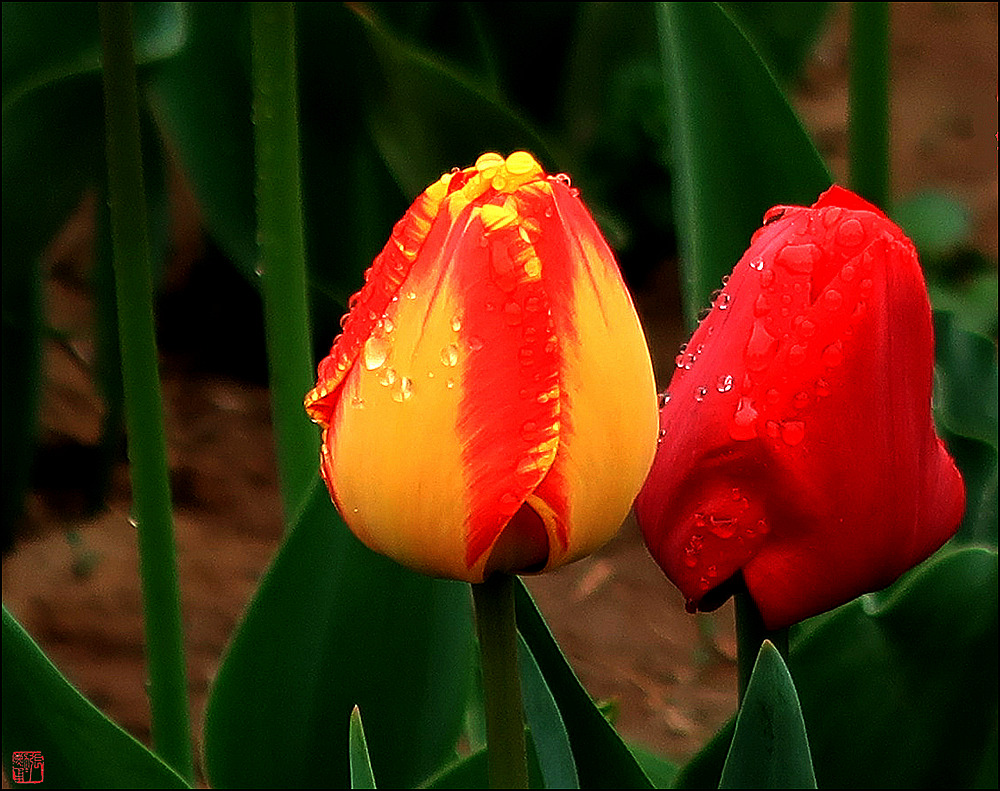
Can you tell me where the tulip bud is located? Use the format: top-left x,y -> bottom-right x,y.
635,186 -> 965,629
306,152 -> 659,582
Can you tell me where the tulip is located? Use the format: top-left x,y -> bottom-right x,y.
305,152 -> 659,582
635,186 -> 965,629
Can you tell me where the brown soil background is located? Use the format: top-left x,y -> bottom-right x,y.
4,2 -> 997,782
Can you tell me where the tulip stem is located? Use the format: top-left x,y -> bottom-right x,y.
734,587 -> 789,704
98,2 -> 193,780
472,574 -> 529,790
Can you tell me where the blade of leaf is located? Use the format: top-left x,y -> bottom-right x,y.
352,4 -> 554,200
677,547 -> 998,788
350,706 -> 377,790
1,606 -> 189,789
203,478 -> 474,789
656,1 -> 831,326
518,636 -> 579,789
514,579 -> 653,789
719,641 -> 816,789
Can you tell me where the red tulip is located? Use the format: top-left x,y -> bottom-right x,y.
305,152 -> 658,582
635,186 -> 965,629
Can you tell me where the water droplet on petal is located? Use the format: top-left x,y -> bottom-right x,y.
378,367 -> 397,387
468,336 -> 484,351
822,341 -> 844,367
823,289 -> 844,311
657,428 -> 667,446
761,269 -> 775,288
776,243 -> 819,273
451,315 -> 463,332
695,386 -> 708,402
749,257 -> 765,271
787,344 -> 807,367
754,294 -> 770,316
729,397 -> 758,441
716,374 -> 734,393
363,336 -> 389,370
717,293 -> 731,310
793,391 -> 810,409
446,378 -> 456,389
816,378 -> 831,397
382,317 -> 395,333
780,420 -> 805,446
841,263 -> 856,282
504,301 -> 522,325
440,343 -> 459,367
658,391 -> 672,408
835,218 -> 865,247
746,322 -> 777,371
350,395 -> 365,409
709,517 -> 738,539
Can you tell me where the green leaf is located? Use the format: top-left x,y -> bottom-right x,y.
203,478 -> 474,789
2,2 -> 186,112
656,2 -> 831,326
719,641 -> 816,789
350,706 -> 377,790
628,743 -> 679,790
677,548 -> 998,788
893,191 -> 973,263
519,636 -> 579,789
720,3 -> 832,84
514,579 -> 653,789
354,4 -> 554,200
1,606 -> 189,789
934,312 -> 998,548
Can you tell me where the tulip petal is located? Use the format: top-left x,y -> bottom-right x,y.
637,186 -> 965,628
308,152 -> 658,583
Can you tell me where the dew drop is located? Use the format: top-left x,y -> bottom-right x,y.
780,420 -> 805,446
793,391 -> 810,409
841,263 -> 856,282
446,378 -> 456,389
717,293 -> 731,310
822,206 -> 842,226
822,341 -> 844,367
835,218 -> 865,247
658,391 -> 672,408
749,257 -> 765,271
695,386 -> 708,402
787,344 -> 807,367
799,318 -> 817,338
765,419 -> 781,438
823,289 -> 844,312
504,301 -> 523,325
657,428 -> 666,446
815,378 -> 831,397
499,491 -> 521,514
716,374 -> 734,393
377,367 -> 397,387
745,321 -> 777,372
363,336 -> 389,370
729,397 -> 758,441
405,290 -> 417,300
709,517 -> 738,539
760,268 -> 775,288
451,315 -> 463,332
776,243 -> 819,273
440,343 -> 459,367
754,294 -> 770,316
390,377 -> 413,402
468,336 -> 485,351
381,317 -> 395,333
350,395 -> 365,409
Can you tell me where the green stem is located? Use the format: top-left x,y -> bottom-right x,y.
473,574 -> 529,790
98,3 -> 193,781
734,585 -> 789,704
251,2 -> 319,525
849,1 -> 891,209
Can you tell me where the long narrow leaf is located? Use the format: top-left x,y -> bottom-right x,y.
656,2 -> 831,326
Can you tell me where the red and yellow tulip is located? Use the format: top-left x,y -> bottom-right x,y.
305,152 -> 658,581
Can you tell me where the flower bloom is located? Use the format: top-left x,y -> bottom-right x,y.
305,152 -> 658,582
635,186 -> 965,629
